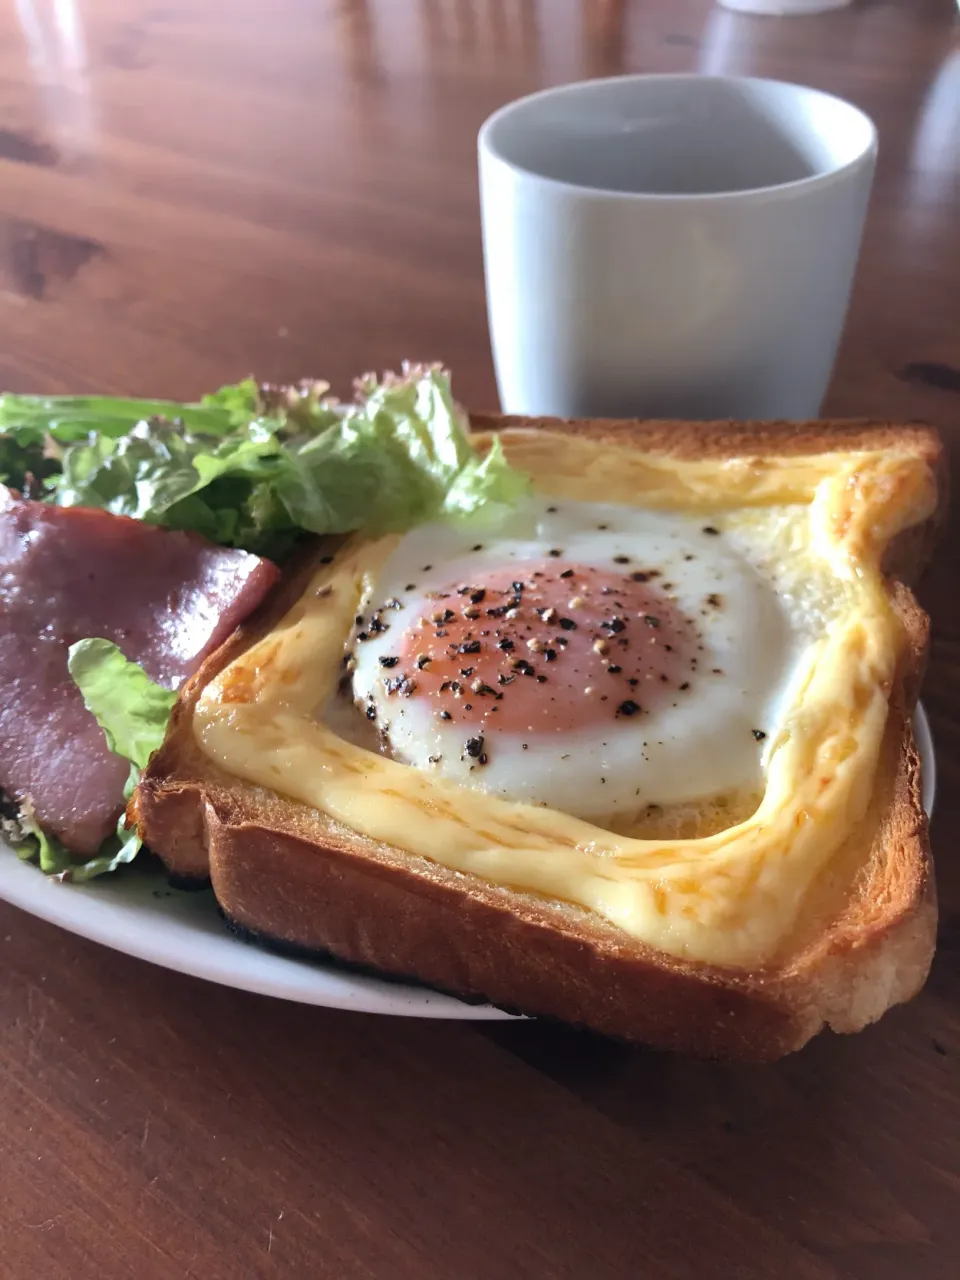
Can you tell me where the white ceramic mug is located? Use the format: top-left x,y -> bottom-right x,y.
478,75 -> 876,421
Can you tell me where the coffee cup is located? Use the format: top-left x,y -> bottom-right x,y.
478,74 -> 876,421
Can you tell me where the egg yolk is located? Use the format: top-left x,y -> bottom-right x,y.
380,561 -> 698,736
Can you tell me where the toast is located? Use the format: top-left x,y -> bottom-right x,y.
133,416 -> 944,1060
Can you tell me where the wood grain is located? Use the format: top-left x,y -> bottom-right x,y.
1,1 -> 959,1276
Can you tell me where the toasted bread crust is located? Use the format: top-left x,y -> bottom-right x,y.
133,416 -> 943,1060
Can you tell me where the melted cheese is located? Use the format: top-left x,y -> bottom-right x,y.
191,430 -> 936,967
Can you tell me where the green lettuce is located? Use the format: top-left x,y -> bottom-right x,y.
0,366 -> 529,559
0,392 -> 249,441
12,642 -> 176,882
72,640 -> 174,882
9,800 -> 75,878
441,434 -> 532,526
68,639 -> 178,776
0,424 -> 61,494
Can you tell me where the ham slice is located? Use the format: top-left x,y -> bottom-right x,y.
0,489 -> 279,853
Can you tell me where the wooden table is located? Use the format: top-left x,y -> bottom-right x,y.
2,2 -> 958,1276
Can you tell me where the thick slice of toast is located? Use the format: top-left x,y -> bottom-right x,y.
133,417 -> 944,1060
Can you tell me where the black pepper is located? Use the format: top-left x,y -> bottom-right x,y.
385,675 -> 417,697
465,736 -> 484,758
617,700 -> 641,717
378,656 -> 399,668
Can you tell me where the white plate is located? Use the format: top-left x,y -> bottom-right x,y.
0,705 -> 936,1019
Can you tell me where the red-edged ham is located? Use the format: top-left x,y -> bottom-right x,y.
0,489 -> 279,853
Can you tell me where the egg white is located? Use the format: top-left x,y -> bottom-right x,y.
347,496 -> 814,823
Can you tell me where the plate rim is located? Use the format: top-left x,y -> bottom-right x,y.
0,704 -> 935,1019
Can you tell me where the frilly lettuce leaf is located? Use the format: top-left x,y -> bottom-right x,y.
67,639 -> 177,772
441,435 -> 533,526
11,641 -> 177,882
8,799 -> 75,877
56,640 -> 176,882
0,366 -> 528,560
0,423 -> 61,494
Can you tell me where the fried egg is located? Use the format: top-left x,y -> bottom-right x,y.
348,496 -> 808,824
